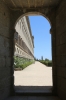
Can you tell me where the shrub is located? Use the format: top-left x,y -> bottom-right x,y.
39,59 -> 52,67
14,56 -> 34,69
48,61 -> 52,66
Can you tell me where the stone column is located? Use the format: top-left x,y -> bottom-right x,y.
48,9 -> 57,94
10,28 -> 15,95
50,27 -> 57,94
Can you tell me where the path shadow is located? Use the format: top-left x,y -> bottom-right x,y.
15,86 -> 53,96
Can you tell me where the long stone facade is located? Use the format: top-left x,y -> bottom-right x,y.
14,16 -> 34,60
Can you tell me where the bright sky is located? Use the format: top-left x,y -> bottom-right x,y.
29,16 -> 52,60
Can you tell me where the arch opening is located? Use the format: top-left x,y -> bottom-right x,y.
14,12 -> 52,28
14,13 -> 52,93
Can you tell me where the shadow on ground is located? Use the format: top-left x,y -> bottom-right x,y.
15,86 -> 53,96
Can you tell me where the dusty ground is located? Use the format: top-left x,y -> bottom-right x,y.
6,63 -> 61,100
14,61 -> 52,86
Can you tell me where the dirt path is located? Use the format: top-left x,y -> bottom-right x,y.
14,61 -> 52,86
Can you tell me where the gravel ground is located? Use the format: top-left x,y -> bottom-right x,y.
6,63 -> 60,100
14,61 -> 52,86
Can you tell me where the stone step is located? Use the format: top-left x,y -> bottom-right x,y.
6,96 -> 61,100
15,92 -> 53,96
15,86 -> 53,96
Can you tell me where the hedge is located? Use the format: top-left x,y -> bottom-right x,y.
39,60 -> 52,66
14,56 -> 34,69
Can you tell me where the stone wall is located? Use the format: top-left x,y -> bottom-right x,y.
0,1 -> 14,100
56,0 -> 66,99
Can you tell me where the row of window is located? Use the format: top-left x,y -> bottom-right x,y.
16,35 -> 33,57
18,18 -> 33,50
15,47 -> 33,59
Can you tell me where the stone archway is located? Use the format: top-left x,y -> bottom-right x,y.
0,0 -> 66,100
14,13 -> 52,93
13,10 -> 56,92
0,1 -> 56,99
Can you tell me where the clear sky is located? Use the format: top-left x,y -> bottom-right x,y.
29,16 -> 52,60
